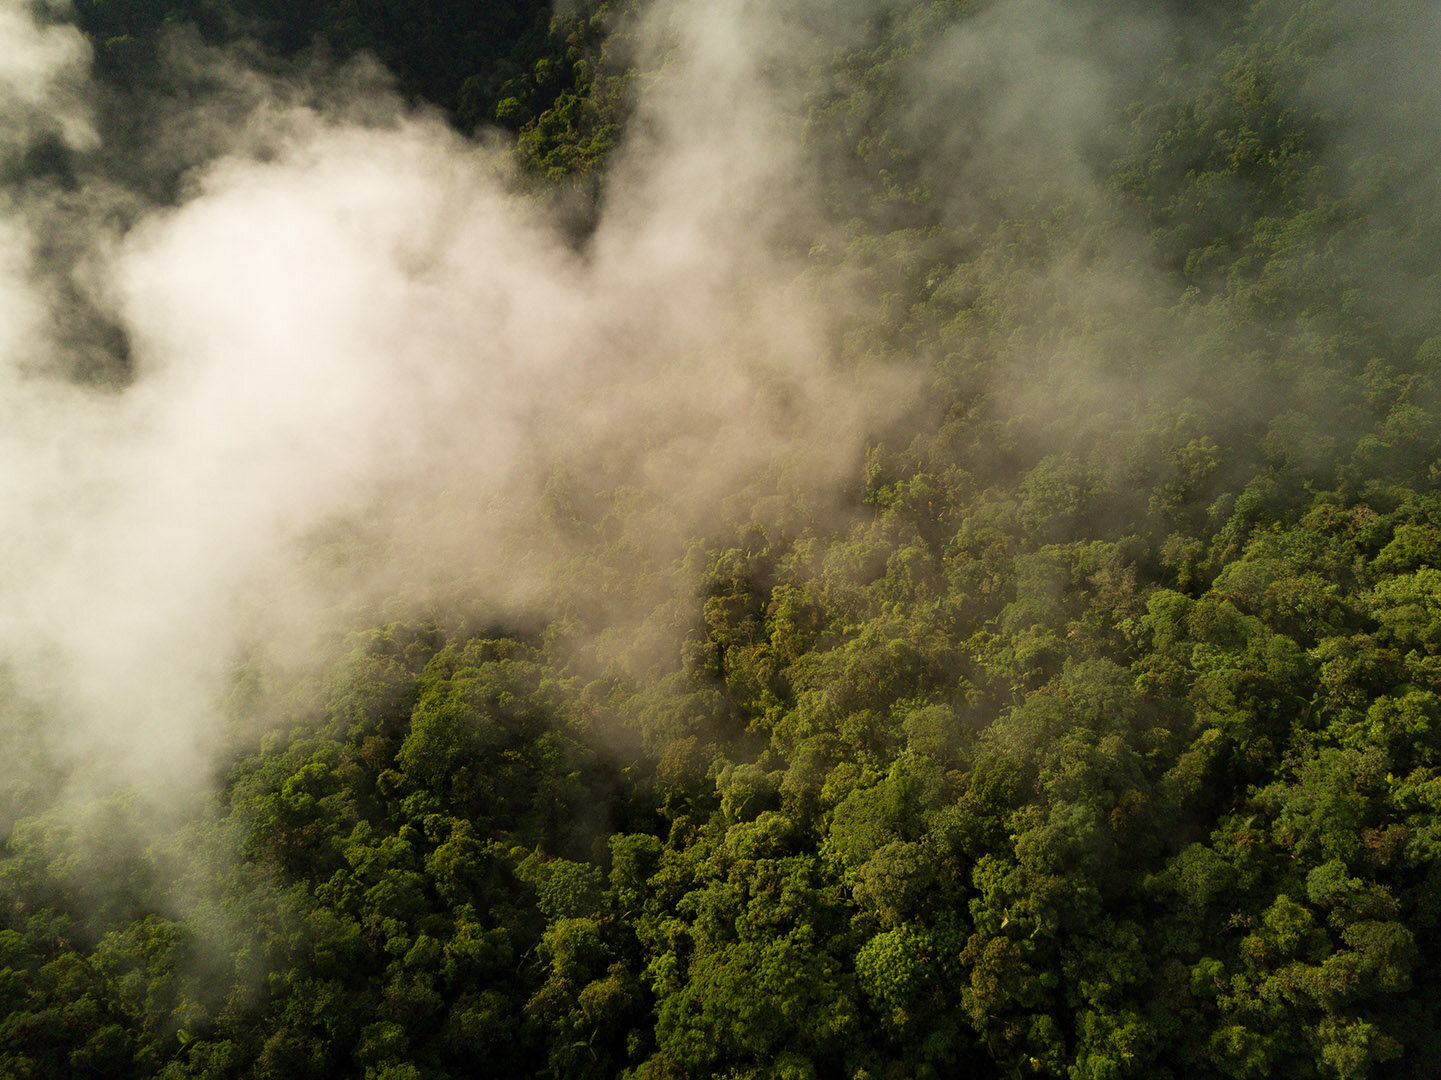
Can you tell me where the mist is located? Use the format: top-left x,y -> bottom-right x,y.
0,0 -> 1397,818
0,0 -> 1425,809
0,0 -> 921,820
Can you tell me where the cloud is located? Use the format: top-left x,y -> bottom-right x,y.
0,0 -> 94,154
0,0 -> 905,812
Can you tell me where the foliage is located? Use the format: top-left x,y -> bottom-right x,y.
6,0 -> 1441,1077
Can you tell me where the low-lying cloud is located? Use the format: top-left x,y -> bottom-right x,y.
0,0 -> 902,813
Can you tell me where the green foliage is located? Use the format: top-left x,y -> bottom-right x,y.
9,0 -> 1441,1077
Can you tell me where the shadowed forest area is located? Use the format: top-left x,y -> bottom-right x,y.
4,0 -> 1441,1078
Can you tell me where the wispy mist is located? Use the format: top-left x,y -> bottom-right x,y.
3,0 -> 1434,836
0,0 -> 905,815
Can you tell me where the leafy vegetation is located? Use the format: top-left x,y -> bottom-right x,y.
6,0 -> 1441,1077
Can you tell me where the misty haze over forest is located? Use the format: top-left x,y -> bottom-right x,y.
3,0 -> 1441,1077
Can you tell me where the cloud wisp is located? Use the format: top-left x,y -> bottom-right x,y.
0,0 -> 902,813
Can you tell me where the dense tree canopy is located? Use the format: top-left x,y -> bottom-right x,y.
5,0 -> 1441,1077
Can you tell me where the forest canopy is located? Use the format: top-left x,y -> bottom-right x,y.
3,0 -> 1441,1078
